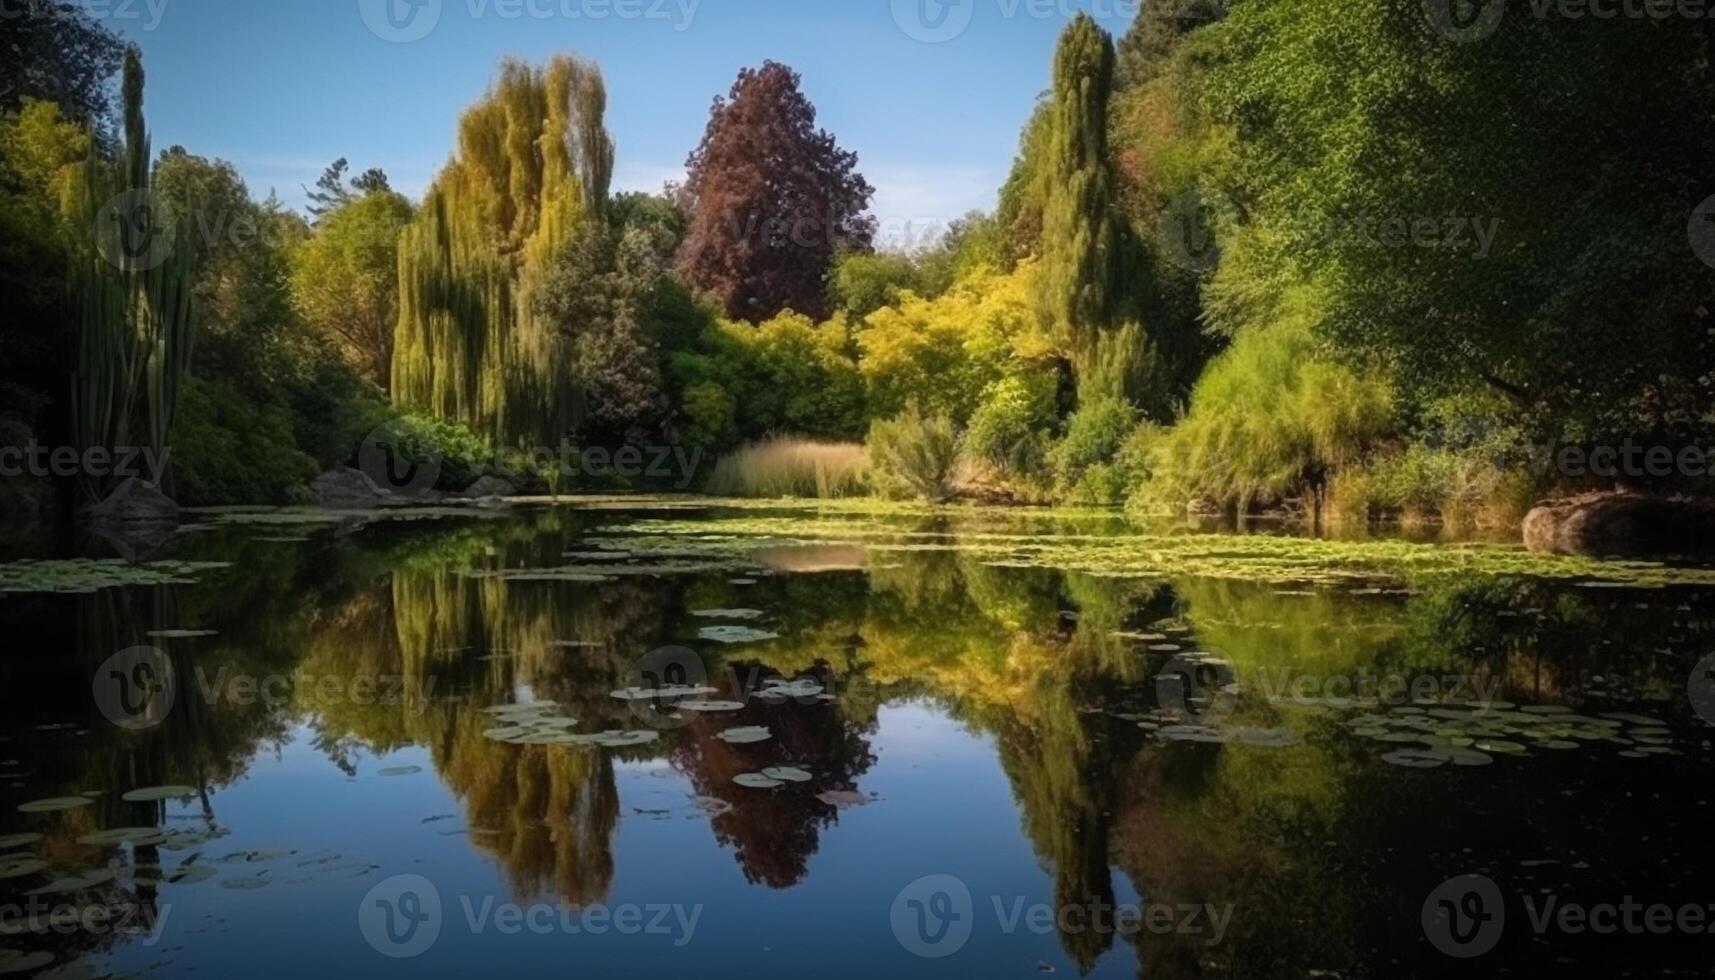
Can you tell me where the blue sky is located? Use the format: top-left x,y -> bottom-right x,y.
103,0 -> 1141,248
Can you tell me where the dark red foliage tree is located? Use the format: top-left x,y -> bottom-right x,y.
676,61 -> 875,322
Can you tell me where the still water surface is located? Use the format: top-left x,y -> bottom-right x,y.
1,501 -> 1713,978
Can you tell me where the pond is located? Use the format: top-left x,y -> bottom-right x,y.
1,499 -> 1713,978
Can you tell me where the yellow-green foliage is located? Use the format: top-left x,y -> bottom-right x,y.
671,310 -> 866,447
857,261 -> 1052,423
392,56 -> 598,447
1133,308 -> 1394,513
706,437 -> 868,498
867,405 -> 959,502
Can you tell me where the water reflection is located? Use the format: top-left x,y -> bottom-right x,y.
1,506 -> 1713,976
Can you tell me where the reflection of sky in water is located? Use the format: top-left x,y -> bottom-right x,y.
90,708 -> 1142,979
4,505 -> 1715,978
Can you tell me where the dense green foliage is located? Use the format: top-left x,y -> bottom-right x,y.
391,56 -> 595,447
13,6 -> 1713,519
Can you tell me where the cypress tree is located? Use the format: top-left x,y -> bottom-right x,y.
1036,14 -> 1124,355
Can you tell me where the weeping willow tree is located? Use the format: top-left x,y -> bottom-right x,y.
392,55 -> 613,447
73,48 -> 195,502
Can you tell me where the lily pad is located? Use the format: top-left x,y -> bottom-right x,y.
815,790 -> 869,808
16,797 -> 93,814
676,700 -> 745,712
716,726 -> 773,745
120,785 -> 197,803
26,869 -> 115,895
1381,750 -> 1450,768
146,629 -> 218,639
690,609 -> 765,620
0,835 -> 41,850
593,730 -> 660,748
376,766 -> 422,777
0,859 -> 46,880
760,766 -> 812,782
698,626 -> 781,645
733,773 -> 783,789
76,828 -> 167,847
0,951 -> 54,975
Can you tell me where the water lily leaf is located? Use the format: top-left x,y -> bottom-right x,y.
26,869 -> 115,895
483,727 -> 528,741
76,828 -> 167,847
733,773 -> 783,789
376,766 -> 422,777
146,629 -> 218,639
594,730 -> 660,748
760,766 -> 812,782
0,859 -> 46,880
698,626 -> 780,645
121,785 -> 197,803
816,790 -> 868,808
16,797 -> 93,814
0,835 -> 41,850
677,700 -> 745,712
0,951 -> 53,974
1381,750 -> 1450,768
218,876 -> 271,890
716,726 -> 772,745
691,609 -> 765,620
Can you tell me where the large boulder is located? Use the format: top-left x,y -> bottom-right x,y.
310,468 -> 391,509
1522,492 -> 1715,558
81,478 -> 179,560
453,475 -> 514,501
82,477 -> 178,527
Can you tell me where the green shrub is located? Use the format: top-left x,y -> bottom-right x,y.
375,412 -> 492,491
1051,395 -> 1138,501
962,372 -> 1057,483
866,406 -> 958,501
1132,319 -> 1395,515
172,377 -> 319,505
706,437 -> 868,498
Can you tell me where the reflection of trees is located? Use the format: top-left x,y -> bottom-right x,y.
671,661 -> 877,888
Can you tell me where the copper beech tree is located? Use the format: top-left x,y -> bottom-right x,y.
676,61 -> 875,322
